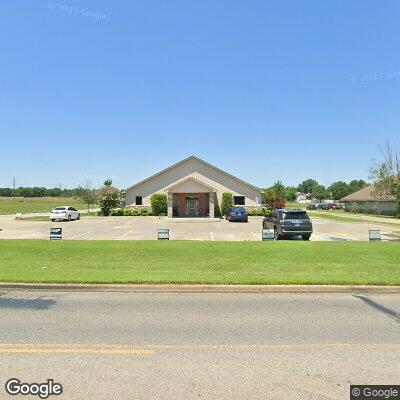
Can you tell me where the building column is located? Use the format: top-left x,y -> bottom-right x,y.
209,192 -> 214,218
167,192 -> 173,218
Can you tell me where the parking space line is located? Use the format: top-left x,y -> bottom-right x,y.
115,231 -> 132,240
210,232 -> 214,241
15,231 -> 43,238
251,232 -> 261,240
66,231 -> 92,240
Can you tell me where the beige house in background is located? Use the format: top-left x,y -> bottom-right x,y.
341,185 -> 397,215
125,156 -> 262,218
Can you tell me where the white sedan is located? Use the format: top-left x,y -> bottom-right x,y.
50,206 -> 80,221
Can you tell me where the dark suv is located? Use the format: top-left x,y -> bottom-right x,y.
263,209 -> 313,240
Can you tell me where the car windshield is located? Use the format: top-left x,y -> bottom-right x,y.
283,211 -> 309,220
232,207 -> 245,213
53,207 -> 67,211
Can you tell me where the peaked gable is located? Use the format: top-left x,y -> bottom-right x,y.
126,156 -> 261,192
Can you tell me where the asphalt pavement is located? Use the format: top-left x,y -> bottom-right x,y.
1,215 -> 398,241
0,291 -> 399,399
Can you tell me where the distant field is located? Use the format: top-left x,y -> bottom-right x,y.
0,197 -> 87,215
0,240 -> 399,285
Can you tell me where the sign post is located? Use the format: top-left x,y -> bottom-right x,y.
50,227 -> 62,240
369,229 -> 381,242
157,229 -> 169,240
262,228 -> 274,241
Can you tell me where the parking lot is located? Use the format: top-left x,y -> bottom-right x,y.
0,215 -> 398,241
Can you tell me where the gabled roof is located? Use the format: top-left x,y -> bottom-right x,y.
125,155 -> 261,192
164,176 -> 217,192
341,185 -> 396,202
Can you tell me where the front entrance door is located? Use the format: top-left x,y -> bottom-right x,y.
185,197 -> 199,217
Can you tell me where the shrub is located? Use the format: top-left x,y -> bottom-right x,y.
213,204 -> 222,218
131,210 -> 139,216
139,208 -> 149,216
97,181 -> 121,216
110,209 -> 124,216
151,193 -> 167,216
123,208 -> 133,216
221,193 -> 233,216
246,207 -> 266,216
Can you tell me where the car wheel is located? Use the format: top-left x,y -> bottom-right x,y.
77,213 -> 80,220
68,215 -> 71,222
51,219 -> 55,222
302,234 -> 311,241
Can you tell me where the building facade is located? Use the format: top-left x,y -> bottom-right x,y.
341,185 -> 397,216
125,156 -> 262,218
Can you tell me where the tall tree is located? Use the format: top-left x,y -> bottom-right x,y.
328,181 -> 351,200
297,179 -> 318,194
348,179 -> 368,193
312,184 -> 327,201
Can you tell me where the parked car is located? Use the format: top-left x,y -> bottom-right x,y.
50,206 -> 80,221
263,208 -> 312,240
306,204 -> 317,210
226,207 -> 248,222
316,203 -> 329,210
329,203 -> 343,210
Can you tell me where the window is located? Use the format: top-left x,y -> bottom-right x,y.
233,196 -> 245,205
136,196 -> 143,205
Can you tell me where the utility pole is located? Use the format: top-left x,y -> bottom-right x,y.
13,176 -> 16,202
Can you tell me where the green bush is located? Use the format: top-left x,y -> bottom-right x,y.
110,209 -> 124,216
123,208 -> 133,216
246,207 -> 266,216
213,204 -> 222,218
139,208 -> 149,216
151,193 -> 167,216
221,193 -> 233,216
132,210 -> 139,216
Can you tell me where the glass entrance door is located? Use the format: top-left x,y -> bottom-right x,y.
185,197 -> 199,217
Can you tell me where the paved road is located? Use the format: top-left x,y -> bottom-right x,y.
1,215 -> 398,241
0,291 -> 399,399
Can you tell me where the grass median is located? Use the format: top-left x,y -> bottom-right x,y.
0,240 -> 399,285
0,197 -> 86,215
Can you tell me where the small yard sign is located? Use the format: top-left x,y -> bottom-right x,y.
369,229 -> 381,242
15,213 -> 23,220
157,228 -> 170,240
50,227 -> 62,240
262,229 -> 274,241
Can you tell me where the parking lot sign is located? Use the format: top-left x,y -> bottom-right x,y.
157,229 -> 169,240
50,227 -> 62,240
262,229 -> 274,241
369,229 -> 381,241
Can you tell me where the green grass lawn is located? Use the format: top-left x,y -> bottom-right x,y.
0,197 -> 87,215
0,240 -> 399,285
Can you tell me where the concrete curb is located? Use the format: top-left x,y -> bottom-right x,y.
0,283 -> 399,293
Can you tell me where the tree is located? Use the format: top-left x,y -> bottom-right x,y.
262,185 -> 285,211
312,184 -> 327,201
271,181 -> 286,202
221,193 -> 233,216
297,179 -> 318,194
369,140 -> 400,216
76,179 -> 98,212
348,179 -> 368,193
328,181 -> 351,200
97,179 -> 121,216
284,186 -> 297,202
151,193 -> 167,215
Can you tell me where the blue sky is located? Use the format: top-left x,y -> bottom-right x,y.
1,0 -> 399,189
